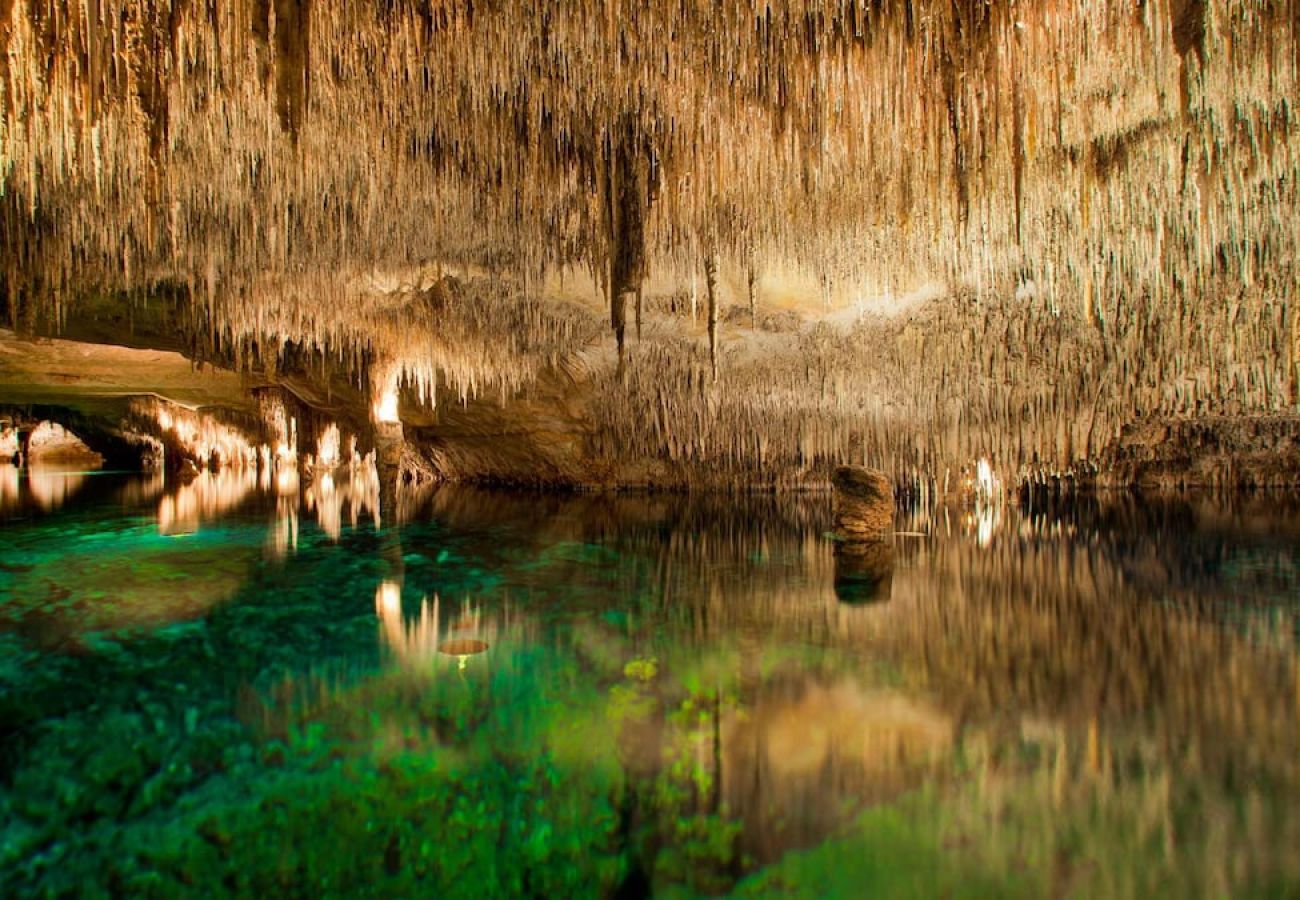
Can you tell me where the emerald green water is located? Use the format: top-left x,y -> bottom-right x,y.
2,467 -> 1298,897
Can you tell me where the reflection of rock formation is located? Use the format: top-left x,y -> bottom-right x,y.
157,468 -> 258,535
26,466 -> 90,510
3,465 -> 162,516
374,583 -> 499,674
833,540 -> 894,604
0,527 -> 258,648
0,463 -> 19,512
1026,493 -> 1300,613
303,465 -> 380,540
721,679 -> 952,865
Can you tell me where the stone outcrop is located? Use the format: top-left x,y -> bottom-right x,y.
24,422 -> 103,466
1094,416 -> 1300,490
830,466 -> 895,603
831,467 -> 894,540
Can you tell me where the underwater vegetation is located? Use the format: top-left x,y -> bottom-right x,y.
0,481 -> 1298,896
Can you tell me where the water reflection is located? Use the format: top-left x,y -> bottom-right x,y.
304,466 -> 380,540
151,460 -> 381,540
374,582 -> 500,672
0,465 -> 94,512
0,463 -> 17,510
2,482 -> 1298,895
721,681 -> 953,864
1,464 -> 161,517
224,488 -> 1300,892
158,467 -> 258,535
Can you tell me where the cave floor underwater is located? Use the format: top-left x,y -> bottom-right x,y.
0,471 -> 1296,897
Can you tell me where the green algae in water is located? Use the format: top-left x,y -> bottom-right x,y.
1,479 -> 1299,896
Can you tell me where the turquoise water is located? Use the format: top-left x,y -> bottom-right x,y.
1,467 -> 1298,897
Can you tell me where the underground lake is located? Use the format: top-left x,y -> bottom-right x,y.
1,469 -> 1297,896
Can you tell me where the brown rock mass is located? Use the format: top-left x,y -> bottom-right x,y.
832,466 -> 895,540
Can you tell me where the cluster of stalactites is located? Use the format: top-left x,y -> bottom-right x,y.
211,272 -> 601,412
2,1 -> 1296,332
1,0 -> 1299,487
584,260 -> 1293,489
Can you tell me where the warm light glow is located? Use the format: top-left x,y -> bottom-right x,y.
375,580 -> 403,620
27,467 -> 89,511
316,424 -> 340,468
965,457 -> 1004,549
157,468 -> 257,535
975,458 -> 999,499
275,465 -> 300,496
374,591 -> 503,672
134,399 -> 257,470
0,464 -> 21,512
374,388 -> 400,424
0,427 -> 18,458
303,460 -> 380,540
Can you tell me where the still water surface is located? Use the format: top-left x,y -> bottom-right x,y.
1,467 -> 1298,897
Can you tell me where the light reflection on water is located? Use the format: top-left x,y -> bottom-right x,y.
0,478 -> 1298,893
0,464 -> 93,511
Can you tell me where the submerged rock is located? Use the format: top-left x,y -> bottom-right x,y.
831,466 -> 894,541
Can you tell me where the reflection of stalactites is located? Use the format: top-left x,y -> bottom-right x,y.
0,464 -> 21,513
720,681 -> 953,864
268,492 -> 299,559
834,540 -> 894,604
375,586 -> 441,669
158,468 -> 258,535
302,459 -> 380,540
25,467 -> 87,510
375,588 -> 502,673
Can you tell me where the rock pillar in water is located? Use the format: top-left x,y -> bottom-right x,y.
832,466 -> 894,540
831,466 -> 895,604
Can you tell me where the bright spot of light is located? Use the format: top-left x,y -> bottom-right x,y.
375,580 -> 403,620
976,457 -> 998,498
374,389 -> 400,424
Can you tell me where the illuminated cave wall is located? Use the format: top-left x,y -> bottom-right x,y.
2,1 -> 1298,485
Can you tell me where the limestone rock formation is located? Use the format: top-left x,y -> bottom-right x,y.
1096,416 -> 1300,490
1,2 -> 1298,490
832,466 -> 895,541
24,422 -> 102,467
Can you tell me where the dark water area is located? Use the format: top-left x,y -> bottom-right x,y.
1,465 -> 1298,897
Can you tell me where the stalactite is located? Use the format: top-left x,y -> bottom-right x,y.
746,265 -> 757,331
705,251 -> 719,382
0,0 -> 1294,487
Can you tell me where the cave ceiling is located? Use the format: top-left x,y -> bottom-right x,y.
1,1 -> 1298,484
